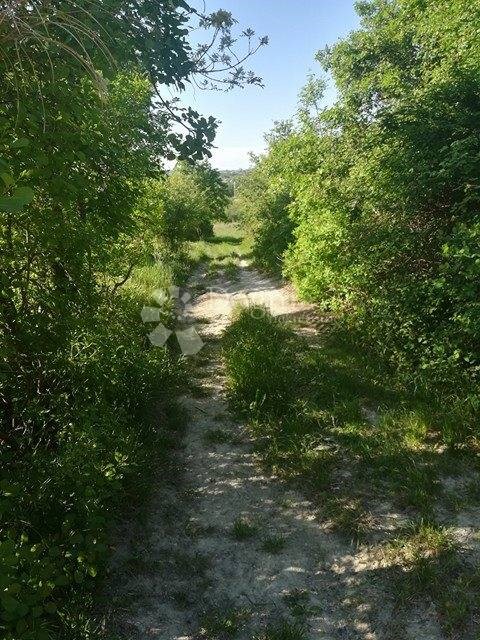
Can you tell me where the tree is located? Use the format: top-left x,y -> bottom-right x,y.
158,161 -> 229,242
1,1 -> 267,159
0,0 -> 266,442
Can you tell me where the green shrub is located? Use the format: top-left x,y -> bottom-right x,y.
0,1 -> 265,637
0,288 -> 186,639
157,162 -> 230,243
246,0 -> 480,398
222,307 -> 300,415
235,127 -> 315,274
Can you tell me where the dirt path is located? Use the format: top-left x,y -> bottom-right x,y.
105,265 -> 426,640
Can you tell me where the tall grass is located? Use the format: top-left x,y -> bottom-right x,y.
223,306 -> 300,416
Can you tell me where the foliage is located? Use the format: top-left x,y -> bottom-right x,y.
235,172 -> 290,271
157,162 -> 230,242
1,0 -> 268,159
243,0 -> 480,391
1,71 -> 165,449
0,291 -> 185,639
0,0 -> 266,637
235,125 -> 317,273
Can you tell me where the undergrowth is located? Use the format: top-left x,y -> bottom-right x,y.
0,258 -> 187,639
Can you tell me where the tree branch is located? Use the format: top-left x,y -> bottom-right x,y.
111,262 -> 137,295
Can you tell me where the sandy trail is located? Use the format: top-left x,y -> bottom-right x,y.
105,264 -> 441,640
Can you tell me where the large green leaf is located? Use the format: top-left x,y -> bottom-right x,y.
0,186 -> 34,211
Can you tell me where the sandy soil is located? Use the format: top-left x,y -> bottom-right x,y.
105,264 -> 450,640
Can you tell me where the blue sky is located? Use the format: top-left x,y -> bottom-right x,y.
182,0 -> 361,169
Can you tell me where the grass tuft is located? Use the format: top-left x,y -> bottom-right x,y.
283,589 -> 311,618
231,517 -> 258,540
200,607 -> 250,639
261,534 -> 287,554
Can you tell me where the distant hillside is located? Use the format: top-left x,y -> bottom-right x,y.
219,169 -> 250,195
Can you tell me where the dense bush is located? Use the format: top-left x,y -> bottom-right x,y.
235,167 -> 292,272
157,161 -> 230,242
241,0 -> 480,392
0,291 -> 185,639
235,122 -> 325,274
235,126 -> 306,272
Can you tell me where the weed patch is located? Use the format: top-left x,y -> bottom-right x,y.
223,307 -> 302,416
283,589 -> 311,618
261,534 -> 287,554
253,620 -> 308,640
386,520 -> 479,635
